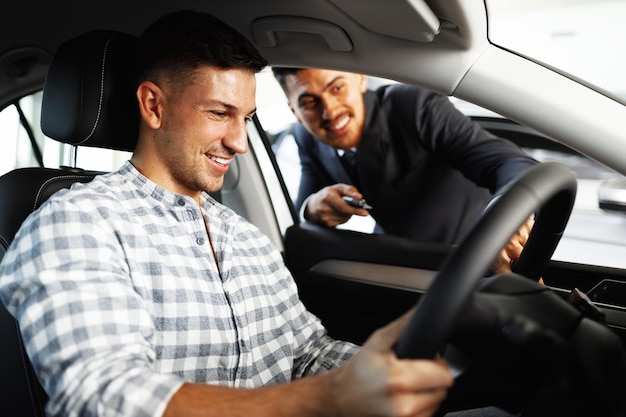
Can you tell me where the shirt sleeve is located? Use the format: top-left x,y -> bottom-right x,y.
287,295 -> 359,378
411,87 -> 538,194
0,198 -> 182,417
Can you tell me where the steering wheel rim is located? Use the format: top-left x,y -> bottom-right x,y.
395,162 -> 577,359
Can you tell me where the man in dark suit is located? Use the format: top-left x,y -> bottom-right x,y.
272,68 -> 538,268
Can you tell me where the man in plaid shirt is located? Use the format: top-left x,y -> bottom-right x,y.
0,10 -> 452,417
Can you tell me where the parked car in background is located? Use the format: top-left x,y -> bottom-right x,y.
1,0 -> 626,415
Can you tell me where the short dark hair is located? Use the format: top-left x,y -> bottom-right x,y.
271,67 -> 304,92
135,10 -> 268,88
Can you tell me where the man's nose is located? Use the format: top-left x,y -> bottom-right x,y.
225,119 -> 249,154
320,94 -> 340,120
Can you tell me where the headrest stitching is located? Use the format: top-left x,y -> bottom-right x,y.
34,175 -> 94,211
74,38 -> 114,146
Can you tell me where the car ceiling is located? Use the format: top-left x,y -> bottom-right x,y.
0,0 -> 486,106
3,0 -> 626,177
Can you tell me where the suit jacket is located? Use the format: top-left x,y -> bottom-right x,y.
293,84 -> 538,244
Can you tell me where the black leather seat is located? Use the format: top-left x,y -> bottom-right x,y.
0,29 -> 138,417
0,167 -> 103,261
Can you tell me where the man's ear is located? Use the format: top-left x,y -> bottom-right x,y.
136,81 -> 164,129
358,73 -> 368,94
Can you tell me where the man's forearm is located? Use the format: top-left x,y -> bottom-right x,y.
162,372 -> 337,417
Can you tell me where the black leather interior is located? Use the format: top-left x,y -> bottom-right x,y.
40,30 -> 139,151
0,167 -> 102,260
0,30 -> 139,416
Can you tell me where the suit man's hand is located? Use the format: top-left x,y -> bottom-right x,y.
305,184 -> 370,227
491,218 -> 544,285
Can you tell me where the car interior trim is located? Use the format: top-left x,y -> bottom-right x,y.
310,259 -> 436,292
456,45 -> 626,177
328,0 -> 440,43
252,16 -> 353,52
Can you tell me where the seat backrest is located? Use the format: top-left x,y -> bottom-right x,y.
0,167 -> 102,260
0,30 -> 139,416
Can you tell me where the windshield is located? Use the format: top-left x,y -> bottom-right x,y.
485,0 -> 626,99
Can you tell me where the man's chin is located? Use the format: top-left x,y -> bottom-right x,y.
202,177 -> 224,195
205,185 -> 223,195
321,135 -> 357,150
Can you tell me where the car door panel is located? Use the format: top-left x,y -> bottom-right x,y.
285,222 -> 450,344
285,221 -> 626,347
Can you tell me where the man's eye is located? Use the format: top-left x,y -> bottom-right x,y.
299,98 -> 316,109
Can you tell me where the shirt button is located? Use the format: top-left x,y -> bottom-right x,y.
177,198 -> 185,206
196,237 -> 205,245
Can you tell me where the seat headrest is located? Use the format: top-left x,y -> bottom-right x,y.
41,30 -> 139,152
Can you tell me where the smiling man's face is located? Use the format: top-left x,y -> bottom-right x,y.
283,69 -> 368,150
134,65 -> 257,200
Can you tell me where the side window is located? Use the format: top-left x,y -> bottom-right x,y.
0,90 -> 131,177
255,70 -> 299,198
0,91 -> 56,175
453,98 -> 626,269
255,72 -> 626,270
522,146 -> 626,269
74,146 -> 132,173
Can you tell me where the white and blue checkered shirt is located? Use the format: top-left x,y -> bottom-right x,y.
0,161 -> 358,417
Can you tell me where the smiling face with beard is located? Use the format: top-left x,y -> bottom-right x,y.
283,69 -> 368,151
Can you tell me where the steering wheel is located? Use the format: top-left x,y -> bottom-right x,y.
395,162 -> 577,359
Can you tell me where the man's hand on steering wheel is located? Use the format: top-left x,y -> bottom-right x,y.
490,218 -> 544,282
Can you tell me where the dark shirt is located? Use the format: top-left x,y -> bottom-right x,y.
293,84 -> 537,244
